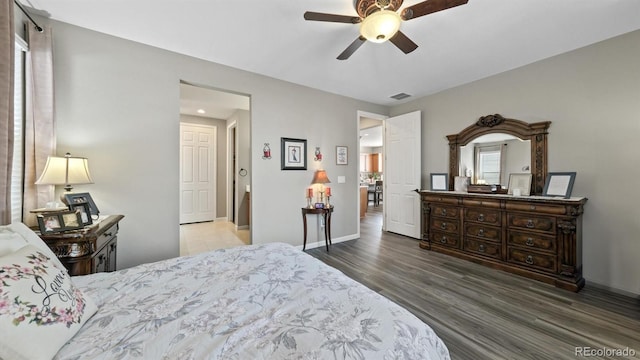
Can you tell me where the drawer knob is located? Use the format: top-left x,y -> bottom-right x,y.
478,244 -> 486,252
440,236 -> 447,244
525,255 -> 534,265
526,219 -> 535,228
441,209 -> 447,216
530,205 -> 536,210
477,214 -> 485,222
525,238 -> 534,246
478,229 -> 485,237
441,222 -> 447,230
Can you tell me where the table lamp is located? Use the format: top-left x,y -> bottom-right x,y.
35,152 -> 94,204
311,169 -> 331,205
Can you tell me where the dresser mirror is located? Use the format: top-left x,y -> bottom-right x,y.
447,114 -> 551,195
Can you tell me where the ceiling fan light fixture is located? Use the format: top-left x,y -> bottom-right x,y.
359,10 -> 401,43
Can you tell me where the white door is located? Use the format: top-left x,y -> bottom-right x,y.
384,111 -> 421,238
180,124 -> 216,224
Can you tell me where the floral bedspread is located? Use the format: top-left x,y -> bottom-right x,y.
56,243 -> 450,359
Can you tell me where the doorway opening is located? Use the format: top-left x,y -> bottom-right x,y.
178,81 -> 251,255
357,111 -> 387,237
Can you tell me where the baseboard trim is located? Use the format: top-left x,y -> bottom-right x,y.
236,225 -> 249,230
296,233 -> 359,251
586,280 -> 639,299
215,217 -> 228,222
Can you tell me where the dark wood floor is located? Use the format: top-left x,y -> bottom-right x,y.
307,205 -> 640,360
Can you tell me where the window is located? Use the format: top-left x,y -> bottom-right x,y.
11,37 -> 27,223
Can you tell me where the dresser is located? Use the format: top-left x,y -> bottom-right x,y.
37,215 -> 124,276
419,191 -> 586,291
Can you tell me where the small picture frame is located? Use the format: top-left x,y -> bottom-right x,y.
37,210 -> 84,234
336,146 -> 348,165
543,172 -> 576,198
64,192 -> 100,217
454,176 -> 470,192
281,137 -> 307,170
430,173 -> 449,191
314,202 -> 325,209
69,202 -> 93,226
508,173 -> 532,196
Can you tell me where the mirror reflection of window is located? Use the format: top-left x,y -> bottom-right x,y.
475,145 -> 502,185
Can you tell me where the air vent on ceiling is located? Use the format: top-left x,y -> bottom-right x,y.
390,92 -> 411,100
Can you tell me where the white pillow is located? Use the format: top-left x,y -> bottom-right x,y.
0,244 -> 98,360
0,222 -> 67,272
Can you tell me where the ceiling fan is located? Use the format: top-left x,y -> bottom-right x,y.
304,0 -> 469,60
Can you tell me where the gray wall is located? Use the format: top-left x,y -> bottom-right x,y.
49,19 -> 387,270
392,30 -> 640,296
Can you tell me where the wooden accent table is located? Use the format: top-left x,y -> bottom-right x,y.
301,206 -> 333,251
36,215 -> 124,276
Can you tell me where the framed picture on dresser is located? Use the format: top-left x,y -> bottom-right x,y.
543,172 -> 576,198
64,192 -> 100,217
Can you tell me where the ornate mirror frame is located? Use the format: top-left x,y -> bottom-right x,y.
447,114 -> 551,195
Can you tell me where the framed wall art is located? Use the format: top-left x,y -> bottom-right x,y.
336,146 -> 348,165
281,137 -> 307,170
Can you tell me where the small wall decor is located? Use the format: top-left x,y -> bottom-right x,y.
314,147 -> 323,161
281,137 -> 307,170
262,143 -> 272,159
336,146 -> 348,165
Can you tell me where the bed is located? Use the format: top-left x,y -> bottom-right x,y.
0,223 -> 450,360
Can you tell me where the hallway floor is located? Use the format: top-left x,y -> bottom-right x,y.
180,221 -> 250,256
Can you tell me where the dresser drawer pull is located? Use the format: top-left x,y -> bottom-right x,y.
526,220 -> 535,228
440,222 -> 447,230
477,229 -> 485,237
440,236 -> 447,244
478,244 -> 486,252
525,255 -> 534,265
104,232 -> 114,238
441,208 -> 447,216
525,238 -> 534,246
477,214 -> 485,222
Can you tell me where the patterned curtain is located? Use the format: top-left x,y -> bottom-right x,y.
22,24 -> 56,226
0,0 -> 15,225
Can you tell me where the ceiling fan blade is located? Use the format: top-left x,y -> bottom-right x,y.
337,36 -> 366,60
304,11 -> 361,24
389,31 -> 418,54
401,0 -> 468,20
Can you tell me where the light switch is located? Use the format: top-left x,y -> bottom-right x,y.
337,176 -> 346,184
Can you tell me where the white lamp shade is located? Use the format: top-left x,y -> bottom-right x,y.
359,10 -> 401,43
35,155 -> 94,186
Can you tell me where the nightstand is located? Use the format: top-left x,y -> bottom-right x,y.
36,215 -> 124,276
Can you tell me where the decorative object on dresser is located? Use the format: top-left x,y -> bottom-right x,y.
36,215 -> 124,276
430,173 -> 448,191
543,172 -> 577,198
422,115 -> 587,292
36,210 -> 84,234
508,173 -> 532,196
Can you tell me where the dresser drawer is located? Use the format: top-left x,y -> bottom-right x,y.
508,214 -> 555,234
463,198 -> 501,209
430,204 -> 459,219
508,248 -> 556,273
506,202 -> 567,215
424,195 -> 459,205
464,238 -> 501,259
464,223 -> 501,242
431,217 -> 459,234
508,231 -> 556,253
430,231 -> 459,248
465,208 -> 501,225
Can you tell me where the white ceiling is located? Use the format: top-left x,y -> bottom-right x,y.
26,0 -> 640,106
179,83 -> 250,119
